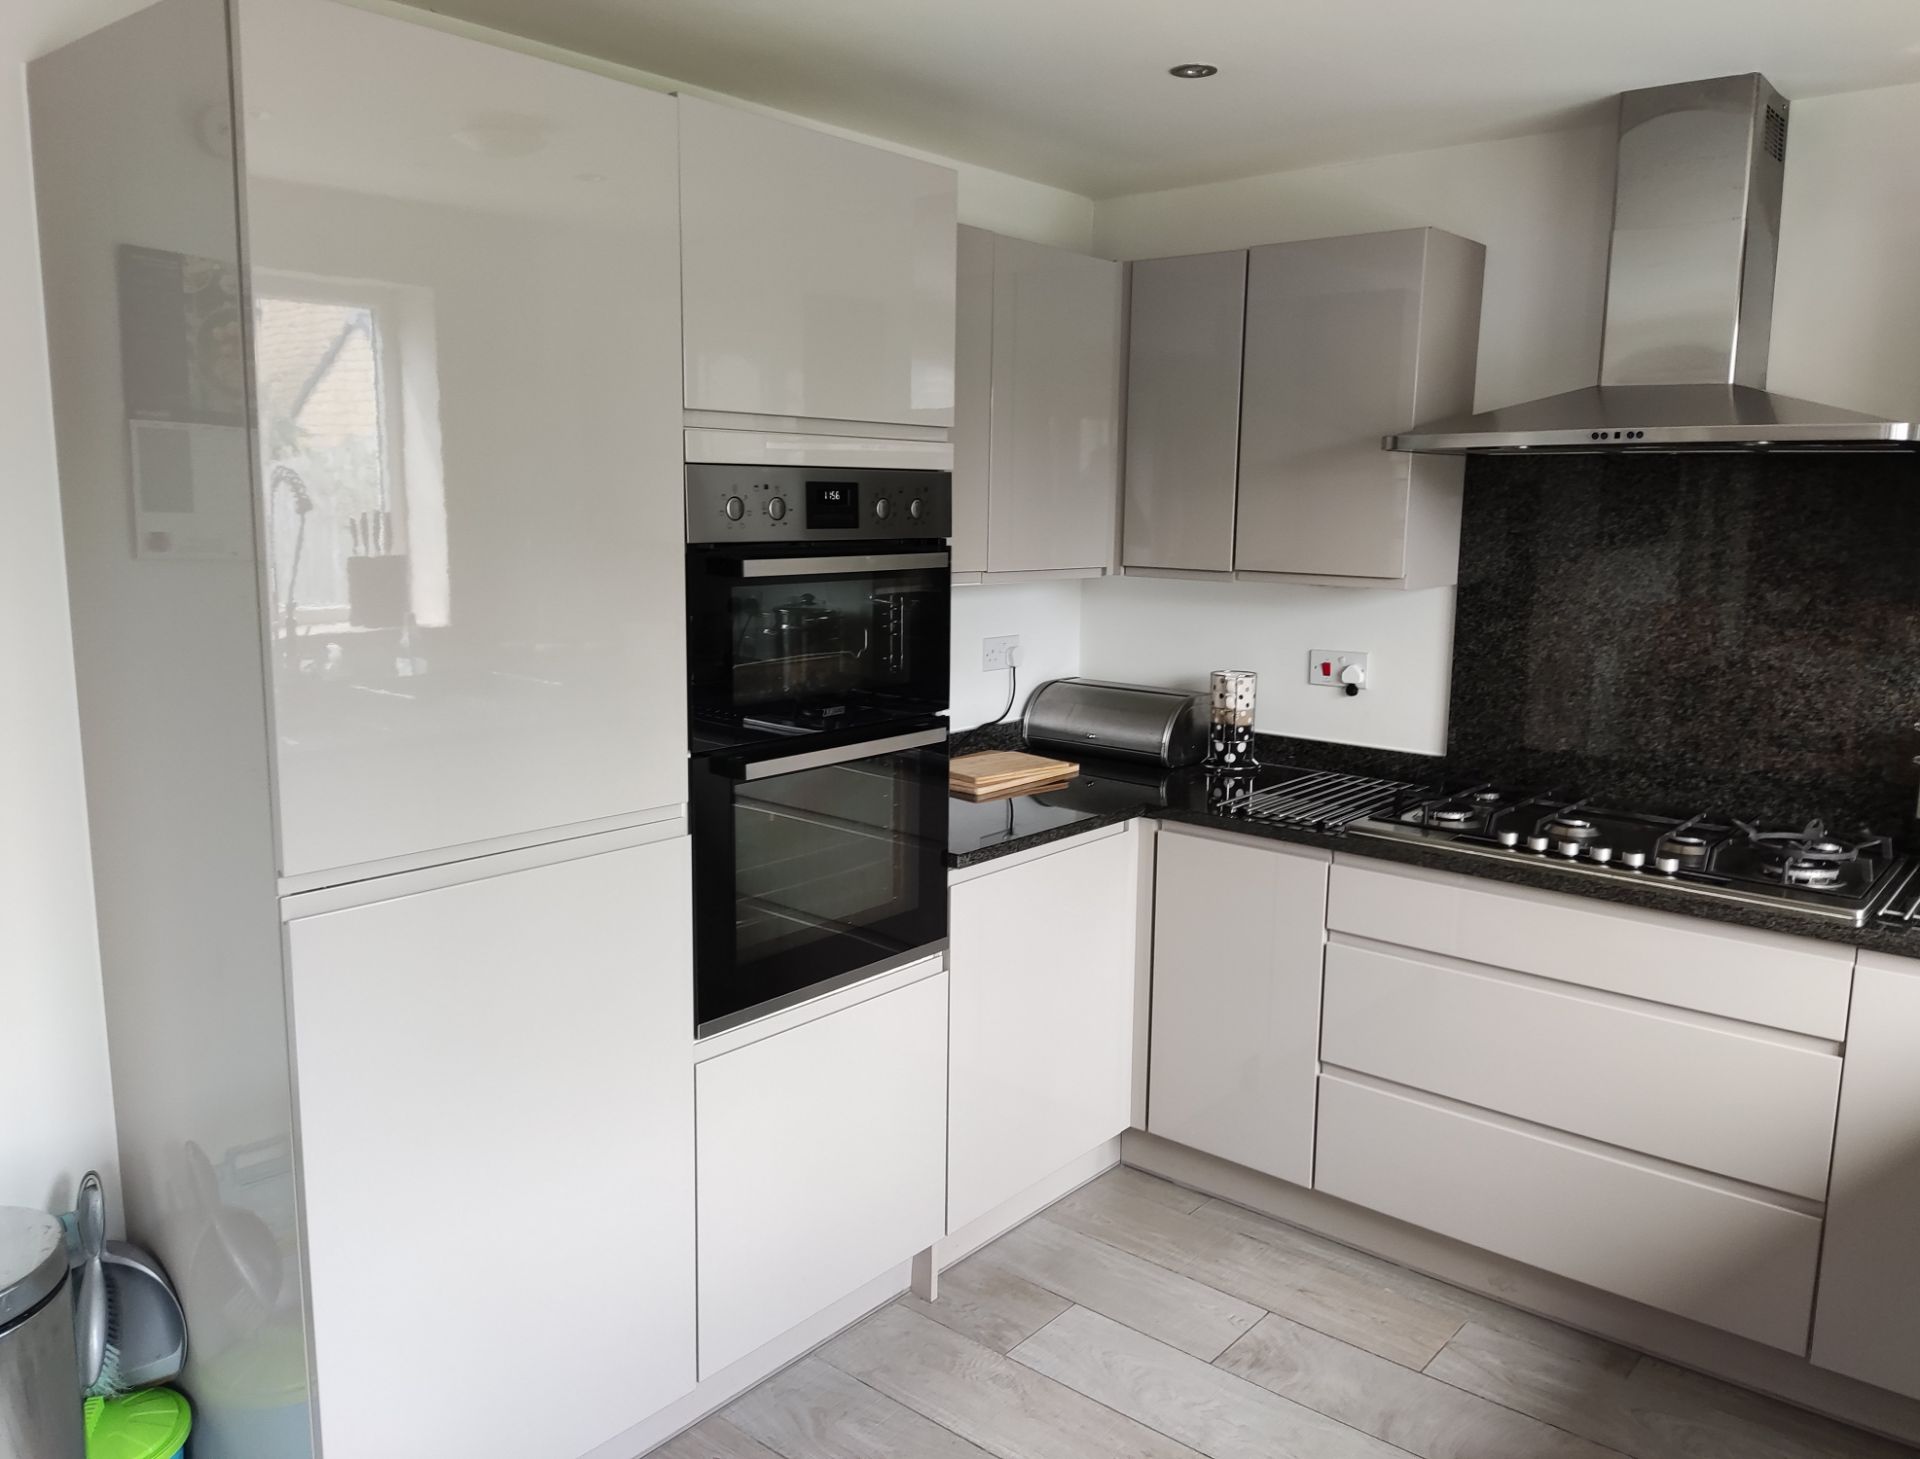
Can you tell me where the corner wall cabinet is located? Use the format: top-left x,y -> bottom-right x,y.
953,226 -> 1125,578
1122,227 -> 1484,589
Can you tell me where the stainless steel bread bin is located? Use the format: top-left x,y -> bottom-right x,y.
1022,678 -> 1209,768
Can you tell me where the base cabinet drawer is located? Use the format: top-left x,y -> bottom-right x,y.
696,975 -> 947,1377
1315,1074 -> 1822,1353
1321,938 -> 1840,1199
1328,859 -> 1853,1039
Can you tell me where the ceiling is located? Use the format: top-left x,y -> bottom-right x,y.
416,0 -> 1920,197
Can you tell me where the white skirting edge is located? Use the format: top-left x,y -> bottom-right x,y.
594,1136 -> 1123,1458
1120,1129 -> 1920,1449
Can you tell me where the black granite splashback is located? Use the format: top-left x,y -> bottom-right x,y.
1450,453 -> 1920,836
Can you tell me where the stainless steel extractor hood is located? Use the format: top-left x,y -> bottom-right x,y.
1389,74 -> 1920,454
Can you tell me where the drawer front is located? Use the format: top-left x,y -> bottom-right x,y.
1328,858 -> 1854,1038
1316,1074 -> 1822,1353
1322,939 -> 1841,1199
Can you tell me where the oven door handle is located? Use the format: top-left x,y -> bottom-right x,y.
733,727 -> 947,781
727,552 -> 949,579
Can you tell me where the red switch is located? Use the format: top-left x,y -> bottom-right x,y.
1320,661 -> 1332,679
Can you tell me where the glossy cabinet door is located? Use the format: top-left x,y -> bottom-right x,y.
1235,228 -> 1482,586
1812,951 -> 1920,1398
983,232 -> 1125,573
948,830 -> 1137,1232
287,835 -> 696,1459
1122,251 -> 1247,573
239,0 -> 687,878
950,226 -> 995,573
696,974 -> 947,1377
1148,827 -> 1330,1185
680,95 -> 956,427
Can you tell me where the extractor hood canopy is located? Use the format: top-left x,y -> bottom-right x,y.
1389,73 -> 1920,455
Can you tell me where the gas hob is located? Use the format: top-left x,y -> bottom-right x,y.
1349,784 -> 1905,925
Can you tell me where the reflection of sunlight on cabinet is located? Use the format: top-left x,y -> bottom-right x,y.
254,273 -> 447,671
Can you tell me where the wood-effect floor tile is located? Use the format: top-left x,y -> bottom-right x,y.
1012,1304 -> 1407,1459
820,1300 -> 1208,1459
1216,1311 -> 1630,1459
1048,1172 -> 1465,1367
1101,1164 -> 1212,1214
897,1255 -> 1073,1354
648,1415 -> 784,1459
725,1356 -> 994,1459
981,1215 -> 1264,1359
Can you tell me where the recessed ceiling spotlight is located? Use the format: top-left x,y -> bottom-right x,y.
1168,63 -> 1218,79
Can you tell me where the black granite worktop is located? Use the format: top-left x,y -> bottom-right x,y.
946,731 -> 1920,958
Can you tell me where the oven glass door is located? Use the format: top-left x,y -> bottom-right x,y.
688,546 -> 950,734
692,726 -> 949,1035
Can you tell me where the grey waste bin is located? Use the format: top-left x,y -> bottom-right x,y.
0,1207 -> 83,1459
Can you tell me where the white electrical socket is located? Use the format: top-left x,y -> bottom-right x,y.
1308,650 -> 1370,688
982,635 -> 1020,671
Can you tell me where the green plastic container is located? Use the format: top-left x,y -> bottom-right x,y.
84,1388 -> 192,1459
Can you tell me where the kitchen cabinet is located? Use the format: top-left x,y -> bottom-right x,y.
696,974 -> 948,1377
244,0 -> 688,877
1316,1073 -> 1822,1353
1812,951 -> 1920,1399
1235,228 -> 1482,585
1118,228 -> 1481,588
948,828 -> 1140,1233
1121,250 -> 1247,574
953,227 -> 1125,577
1316,855 -> 1841,1353
287,834 -> 696,1459
1148,826 -> 1330,1186
32,4 -> 697,1455
679,94 -> 957,429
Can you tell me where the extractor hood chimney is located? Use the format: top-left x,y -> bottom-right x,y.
1388,73 -> 1919,453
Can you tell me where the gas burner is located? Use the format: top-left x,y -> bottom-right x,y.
1771,858 -> 1843,888
1659,832 -> 1711,863
1547,816 -> 1600,842
1470,789 -> 1505,803
1429,804 -> 1480,826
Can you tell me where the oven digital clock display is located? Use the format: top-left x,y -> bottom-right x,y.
807,481 -> 859,529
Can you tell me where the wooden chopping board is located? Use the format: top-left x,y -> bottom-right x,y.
950,750 -> 1080,800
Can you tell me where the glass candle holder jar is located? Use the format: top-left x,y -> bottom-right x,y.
1206,668 -> 1258,768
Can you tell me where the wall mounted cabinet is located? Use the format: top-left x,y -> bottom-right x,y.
1121,227 -> 1483,589
680,95 -> 957,431
953,227 -> 1125,579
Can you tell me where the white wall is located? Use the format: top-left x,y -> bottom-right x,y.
0,0 -> 149,1215
949,581 -> 1082,730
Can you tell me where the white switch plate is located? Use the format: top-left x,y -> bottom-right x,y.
983,635 -> 1020,671
1308,650 -> 1369,687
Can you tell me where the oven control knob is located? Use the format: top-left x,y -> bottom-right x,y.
874,497 -> 892,520
1525,835 -> 1550,853
1555,840 -> 1582,858
908,497 -> 925,521
1589,845 -> 1614,864
1620,851 -> 1646,869
766,496 -> 788,521
723,495 -> 746,522
1654,855 -> 1681,875
1497,830 -> 1520,848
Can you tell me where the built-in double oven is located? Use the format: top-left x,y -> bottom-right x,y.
686,463 -> 952,1037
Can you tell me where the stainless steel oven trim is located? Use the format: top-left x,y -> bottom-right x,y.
737,727 -> 947,780
732,551 -> 949,578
